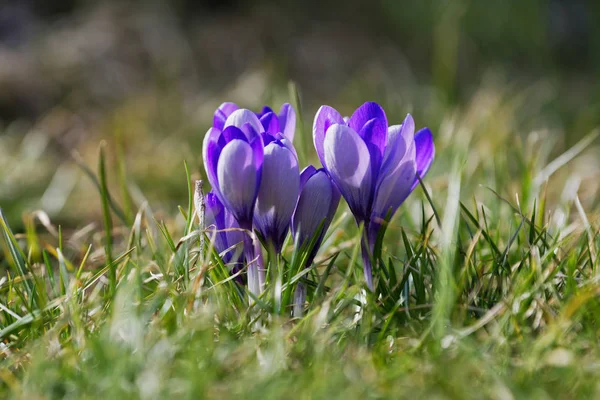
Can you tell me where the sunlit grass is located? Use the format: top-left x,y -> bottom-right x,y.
1,82 -> 600,399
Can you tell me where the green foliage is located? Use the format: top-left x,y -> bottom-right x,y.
1,85 -> 600,399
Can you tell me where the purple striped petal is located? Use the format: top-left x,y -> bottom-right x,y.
372,138 -> 416,221
381,114 -> 415,177
292,170 -> 333,245
348,102 -> 387,157
213,102 -> 239,130
217,139 -> 260,223
410,128 -> 435,190
278,103 -> 296,142
254,142 -> 300,250
313,105 -> 345,168
204,192 -> 228,254
414,128 -> 435,178
220,125 -> 247,143
260,112 -> 280,135
292,168 -> 340,265
323,124 -> 373,221
202,127 -> 223,197
225,109 -> 265,137
257,106 -> 274,118
205,192 -> 243,264
299,165 -> 318,189
278,134 -> 298,160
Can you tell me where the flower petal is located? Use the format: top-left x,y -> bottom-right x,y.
313,105 -> 345,167
292,170 -> 333,246
202,127 -> 223,196
277,134 -> 298,160
323,124 -> 373,220
348,102 -> 387,154
221,125 -> 247,143
205,192 -> 243,264
225,109 -> 264,137
254,142 -> 300,250
347,102 -> 388,185
371,158 -> 416,224
223,208 -> 243,262
299,165 -> 318,189
257,105 -> 274,118
204,192 -> 228,254
291,168 -> 340,266
347,102 -> 387,133
414,127 -> 435,178
213,102 -> 239,130
259,112 -> 280,135
217,139 -> 260,223
381,114 -> 415,177
278,103 -> 296,142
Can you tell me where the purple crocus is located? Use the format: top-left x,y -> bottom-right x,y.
203,107 -> 265,294
313,102 -> 434,290
213,102 -> 296,142
291,166 -> 340,267
204,191 -> 244,266
203,109 -> 264,228
254,133 -> 300,252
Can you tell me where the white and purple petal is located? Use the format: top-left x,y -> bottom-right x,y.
202,127 -> 224,197
291,168 -> 340,265
313,105 -> 345,167
348,102 -> 388,174
213,102 -> 239,130
278,103 -> 296,142
323,123 -> 373,221
254,142 -> 300,250
217,139 -> 260,224
225,109 -> 265,137
372,140 -> 417,224
381,114 -> 415,177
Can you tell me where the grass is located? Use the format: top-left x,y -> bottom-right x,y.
1,82 -> 600,399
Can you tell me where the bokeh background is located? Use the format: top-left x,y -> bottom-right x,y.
1,0 -> 600,228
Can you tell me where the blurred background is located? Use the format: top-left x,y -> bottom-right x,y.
1,0 -> 600,229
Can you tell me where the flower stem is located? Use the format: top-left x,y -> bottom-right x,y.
361,235 -> 374,291
293,282 -> 306,318
240,221 -> 264,298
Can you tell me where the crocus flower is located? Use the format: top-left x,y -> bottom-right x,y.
204,191 -> 244,266
203,109 -> 264,228
203,107 -> 265,294
291,166 -> 340,267
213,102 -> 296,142
254,133 -> 300,252
313,102 -> 434,290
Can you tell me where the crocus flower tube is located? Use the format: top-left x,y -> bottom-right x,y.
313,102 -> 434,290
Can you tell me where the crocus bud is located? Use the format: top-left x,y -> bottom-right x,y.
254,135 -> 300,252
291,166 -> 340,267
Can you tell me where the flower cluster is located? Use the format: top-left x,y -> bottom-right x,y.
201,101 -> 434,294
